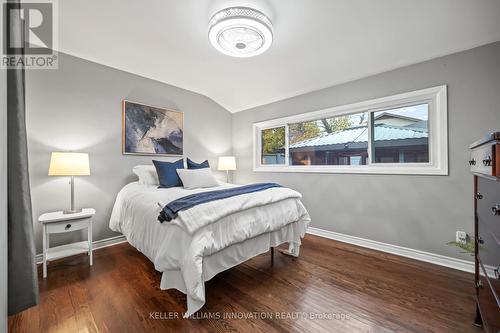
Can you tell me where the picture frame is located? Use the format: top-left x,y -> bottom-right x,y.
122,100 -> 184,156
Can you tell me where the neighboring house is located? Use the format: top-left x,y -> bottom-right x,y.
372,112 -> 423,127
289,113 -> 429,165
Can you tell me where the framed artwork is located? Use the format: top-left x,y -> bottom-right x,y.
122,100 -> 183,156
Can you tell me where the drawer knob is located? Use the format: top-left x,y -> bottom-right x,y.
492,204 -> 500,216
482,156 -> 492,166
469,158 -> 476,166
476,192 -> 483,200
478,237 -> 485,245
65,223 -> 72,230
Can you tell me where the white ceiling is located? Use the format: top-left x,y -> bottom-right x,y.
58,0 -> 500,113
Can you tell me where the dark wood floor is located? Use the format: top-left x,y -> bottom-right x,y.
9,235 -> 480,333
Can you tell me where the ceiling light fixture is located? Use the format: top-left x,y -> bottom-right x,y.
208,7 -> 273,58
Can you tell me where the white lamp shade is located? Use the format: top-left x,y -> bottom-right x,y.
48,152 -> 90,176
218,156 -> 236,171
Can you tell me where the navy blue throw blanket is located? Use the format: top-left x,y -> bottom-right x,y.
158,183 -> 282,223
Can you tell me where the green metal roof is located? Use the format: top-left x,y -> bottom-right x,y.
289,124 -> 428,149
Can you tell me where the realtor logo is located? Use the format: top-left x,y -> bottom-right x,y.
2,0 -> 58,69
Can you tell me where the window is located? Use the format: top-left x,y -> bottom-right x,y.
261,126 -> 285,165
253,86 -> 448,175
372,103 -> 429,164
288,112 -> 368,166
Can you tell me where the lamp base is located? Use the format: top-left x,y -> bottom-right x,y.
63,208 -> 82,215
64,176 -> 82,214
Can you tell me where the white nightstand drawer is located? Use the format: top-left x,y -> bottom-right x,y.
46,218 -> 89,234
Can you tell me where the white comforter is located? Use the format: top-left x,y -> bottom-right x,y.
109,182 -> 310,317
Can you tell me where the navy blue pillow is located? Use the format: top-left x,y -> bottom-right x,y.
187,158 -> 210,169
153,159 -> 184,188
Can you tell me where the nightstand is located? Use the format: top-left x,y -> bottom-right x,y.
38,208 -> 95,278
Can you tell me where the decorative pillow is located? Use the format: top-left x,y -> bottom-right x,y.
132,165 -> 159,185
187,158 -> 210,169
153,159 -> 184,188
176,168 -> 220,189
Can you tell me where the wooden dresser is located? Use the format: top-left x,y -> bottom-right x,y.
470,132 -> 500,332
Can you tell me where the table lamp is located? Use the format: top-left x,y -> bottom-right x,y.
48,152 -> 90,214
218,156 -> 236,183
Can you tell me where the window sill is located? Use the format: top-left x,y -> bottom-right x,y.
253,164 -> 448,175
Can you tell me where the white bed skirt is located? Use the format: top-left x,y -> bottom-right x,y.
160,220 -> 305,317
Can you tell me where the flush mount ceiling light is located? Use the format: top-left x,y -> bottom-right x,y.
208,7 -> 273,58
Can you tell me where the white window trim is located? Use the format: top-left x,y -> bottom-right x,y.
253,85 -> 448,175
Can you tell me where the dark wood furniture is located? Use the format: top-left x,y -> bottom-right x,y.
470,132 -> 500,332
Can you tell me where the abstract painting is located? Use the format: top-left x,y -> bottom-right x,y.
122,100 -> 183,156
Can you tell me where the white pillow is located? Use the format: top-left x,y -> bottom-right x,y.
176,168 -> 220,189
132,165 -> 159,185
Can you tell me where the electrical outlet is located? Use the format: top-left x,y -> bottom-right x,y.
456,231 -> 467,244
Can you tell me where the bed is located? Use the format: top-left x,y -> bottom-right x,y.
109,181 -> 311,317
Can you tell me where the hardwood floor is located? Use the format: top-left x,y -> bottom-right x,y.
9,235 -> 480,333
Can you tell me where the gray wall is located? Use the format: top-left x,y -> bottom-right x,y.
232,41 -> 500,260
26,53 -> 232,253
1,67 -> 7,332
25,42 -> 500,261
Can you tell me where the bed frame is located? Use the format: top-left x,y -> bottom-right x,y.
269,246 -> 296,262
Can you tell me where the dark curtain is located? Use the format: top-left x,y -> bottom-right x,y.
7,0 -> 39,315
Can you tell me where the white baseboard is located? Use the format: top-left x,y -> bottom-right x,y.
35,235 -> 127,264
35,229 -> 494,277
307,227 -> 495,275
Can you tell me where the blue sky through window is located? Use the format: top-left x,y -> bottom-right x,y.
381,103 -> 428,120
